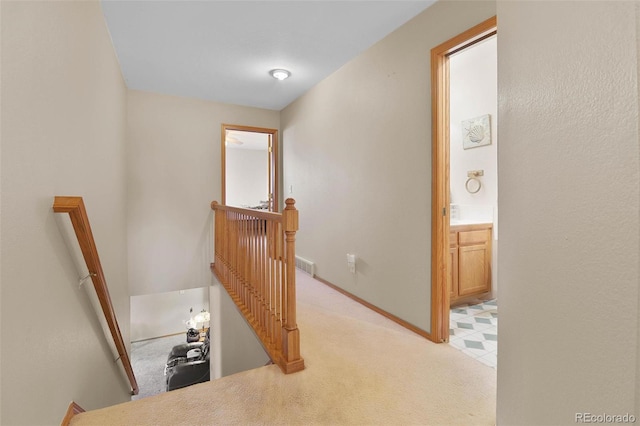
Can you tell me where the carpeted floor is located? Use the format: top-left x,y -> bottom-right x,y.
72,271 -> 497,425
130,333 -> 187,400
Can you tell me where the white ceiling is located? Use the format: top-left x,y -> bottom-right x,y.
100,1 -> 436,111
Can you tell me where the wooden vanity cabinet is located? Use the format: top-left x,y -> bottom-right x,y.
449,223 -> 492,303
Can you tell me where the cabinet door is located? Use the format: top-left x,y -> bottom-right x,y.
458,229 -> 491,297
448,246 -> 458,299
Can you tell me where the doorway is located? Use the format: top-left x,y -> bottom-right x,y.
430,17 -> 497,344
221,124 -> 279,212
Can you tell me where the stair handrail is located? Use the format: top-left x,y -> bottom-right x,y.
61,401 -> 85,426
53,196 -> 139,395
211,198 -> 304,374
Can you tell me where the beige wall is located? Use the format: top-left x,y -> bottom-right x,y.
1,1 -> 132,424
216,280 -> 270,377
126,90 -> 279,296
637,3 -> 640,415
281,1 -> 496,332
497,1 -> 640,423
130,287 -> 209,342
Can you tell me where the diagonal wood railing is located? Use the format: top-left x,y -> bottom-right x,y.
53,196 -> 139,395
61,401 -> 85,426
211,198 -> 304,374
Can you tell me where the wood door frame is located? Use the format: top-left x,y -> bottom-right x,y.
221,124 -> 279,212
430,16 -> 497,343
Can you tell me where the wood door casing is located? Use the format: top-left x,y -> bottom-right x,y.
221,124 -> 279,212
430,16 -> 497,343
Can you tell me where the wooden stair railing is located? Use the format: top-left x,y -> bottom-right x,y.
53,196 -> 139,395
211,198 -> 304,374
61,401 -> 85,426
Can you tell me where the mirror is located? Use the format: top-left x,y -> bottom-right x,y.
221,124 -> 278,211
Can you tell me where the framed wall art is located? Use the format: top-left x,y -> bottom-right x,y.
462,114 -> 491,149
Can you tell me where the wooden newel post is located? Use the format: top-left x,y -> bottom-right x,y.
281,198 -> 304,372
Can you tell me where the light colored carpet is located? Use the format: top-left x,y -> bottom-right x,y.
72,272 -> 496,425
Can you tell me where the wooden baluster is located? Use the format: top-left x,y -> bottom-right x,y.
219,208 -> 224,281
251,217 -> 262,318
248,214 -> 253,310
220,208 -> 226,283
262,218 -> 268,344
240,213 -> 245,305
272,220 -> 277,344
259,215 -> 264,328
242,215 -> 253,306
217,207 -> 222,276
269,220 -> 273,343
234,212 -> 240,298
252,214 -> 257,326
246,213 -> 251,309
230,211 -> 235,295
250,214 -> 256,318
240,212 -> 244,300
268,220 -> 275,344
257,216 -> 263,332
274,220 -> 281,351
211,202 -> 218,274
227,211 -> 232,284
218,206 -> 223,280
229,211 -> 234,295
253,215 -> 258,328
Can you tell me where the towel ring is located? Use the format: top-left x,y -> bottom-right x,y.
465,177 -> 482,194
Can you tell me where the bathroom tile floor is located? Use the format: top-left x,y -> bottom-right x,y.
449,299 -> 497,369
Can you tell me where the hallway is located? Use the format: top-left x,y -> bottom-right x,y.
72,271 -> 496,425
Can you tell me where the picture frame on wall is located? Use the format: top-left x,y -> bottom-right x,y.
462,114 -> 491,149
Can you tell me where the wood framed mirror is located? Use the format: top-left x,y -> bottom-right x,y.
221,124 -> 279,212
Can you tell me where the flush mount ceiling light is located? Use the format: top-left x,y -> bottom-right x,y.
270,69 -> 291,81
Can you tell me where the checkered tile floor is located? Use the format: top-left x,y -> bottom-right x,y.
449,299 -> 497,369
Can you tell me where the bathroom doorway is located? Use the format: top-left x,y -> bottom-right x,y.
446,33 -> 498,368
430,16 -> 497,345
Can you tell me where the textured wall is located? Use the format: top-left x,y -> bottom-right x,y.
497,1 -> 640,423
130,287 -> 209,342
216,280 -> 270,377
1,1 -> 132,423
126,90 -> 279,296
637,3 -> 640,416
281,1 -> 496,332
